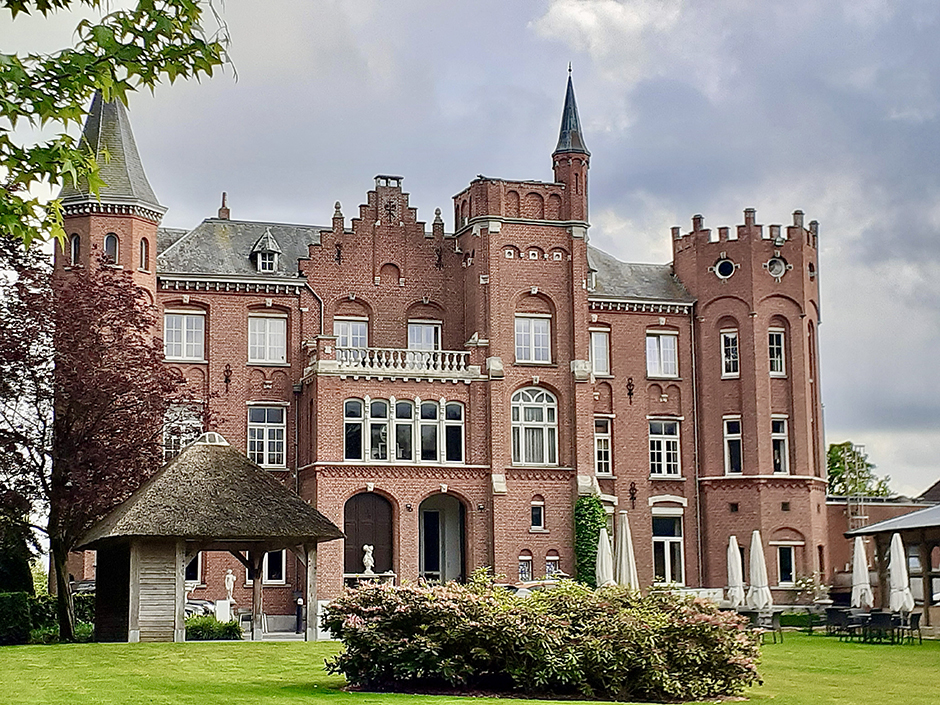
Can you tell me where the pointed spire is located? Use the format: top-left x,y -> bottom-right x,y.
60,91 -> 165,219
554,72 -> 590,156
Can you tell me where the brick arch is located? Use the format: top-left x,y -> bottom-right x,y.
506,190 -> 520,217
594,381 -> 613,414
405,300 -> 445,319
756,292 -> 805,313
162,297 -> 209,314
647,382 -> 664,406
700,295 -> 751,317
333,297 -> 373,318
380,262 -> 401,284
522,192 -> 544,219
715,314 -> 739,330
513,290 -> 556,317
546,193 -> 562,220
770,526 -> 805,543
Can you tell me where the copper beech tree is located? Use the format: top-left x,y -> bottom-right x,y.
0,241 -> 198,640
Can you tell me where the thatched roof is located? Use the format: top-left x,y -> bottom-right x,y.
77,433 -> 343,549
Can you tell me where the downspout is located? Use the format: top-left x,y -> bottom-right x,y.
689,301 -> 704,587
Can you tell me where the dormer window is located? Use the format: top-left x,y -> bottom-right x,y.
251,227 -> 282,274
257,251 -> 277,272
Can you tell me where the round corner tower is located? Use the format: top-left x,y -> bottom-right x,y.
673,208 -> 827,598
56,91 -> 164,301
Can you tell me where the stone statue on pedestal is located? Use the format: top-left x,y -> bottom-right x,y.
224,568 -> 236,602
362,544 -> 375,575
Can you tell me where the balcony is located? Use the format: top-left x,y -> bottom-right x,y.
308,346 -> 483,382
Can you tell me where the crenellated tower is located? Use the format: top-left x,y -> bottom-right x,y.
56,92 -> 164,299
673,209 -> 827,598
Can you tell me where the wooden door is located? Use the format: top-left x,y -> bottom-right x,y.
344,493 -> 393,573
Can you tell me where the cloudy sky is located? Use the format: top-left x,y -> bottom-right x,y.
8,0 -> 940,495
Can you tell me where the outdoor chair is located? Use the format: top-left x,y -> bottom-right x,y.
761,611 -> 783,644
842,609 -> 868,642
826,608 -> 851,639
900,612 -> 923,645
865,610 -> 895,643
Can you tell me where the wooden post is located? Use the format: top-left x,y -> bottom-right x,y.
174,540 -> 186,642
305,544 -> 318,642
128,542 -> 140,643
920,535 -> 931,627
875,534 -> 889,609
249,550 -> 264,641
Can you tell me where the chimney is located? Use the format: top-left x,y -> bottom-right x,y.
333,201 -> 344,233
218,192 -> 230,220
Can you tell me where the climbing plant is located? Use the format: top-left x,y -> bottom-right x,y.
574,495 -> 606,588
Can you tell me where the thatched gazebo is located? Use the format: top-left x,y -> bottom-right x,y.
77,432 -> 343,642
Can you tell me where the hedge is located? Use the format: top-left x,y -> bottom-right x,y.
28,592 -> 94,631
185,615 -> 243,641
324,577 -> 761,702
0,592 -> 31,645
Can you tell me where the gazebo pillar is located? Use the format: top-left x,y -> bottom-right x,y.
305,544 -> 318,642
919,535 -> 931,626
249,550 -> 265,641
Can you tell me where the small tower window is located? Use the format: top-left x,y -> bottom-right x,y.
257,251 -> 277,272
69,234 -> 80,266
139,238 -> 150,271
104,233 -> 119,264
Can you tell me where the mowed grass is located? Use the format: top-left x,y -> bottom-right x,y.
1,632 -> 938,705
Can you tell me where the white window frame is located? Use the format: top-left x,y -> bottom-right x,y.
777,545 -> 795,586
139,238 -> 149,271
769,328 -> 786,377
344,397 -> 464,464
646,332 -> 678,378
248,315 -> 287,364
104,233 -> 119,264
721,329 -> 739,378
530,497 -> 545,530
594,417 -> 612,476
257,251 -> 277,273
69,233 -> 80,266
724,416 -> 743,475
511,388 -> 558,466
652,513 -> 685,585
163,403 -> 203,462
590,329 -> 610,375
545,553 -> 560,578
164,311 -> 206,362
515,315 -> 551,364
334,318 -> 368,348
649,419 -> 680,477
184,552 -> 203,584
518,552 -> 533,582
772,416 -> 789,474
245,549 -> 287,585
247,405 -> 286,468
407,320 -> 442,351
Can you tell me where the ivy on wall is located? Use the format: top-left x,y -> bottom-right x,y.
574,495 -> 606,588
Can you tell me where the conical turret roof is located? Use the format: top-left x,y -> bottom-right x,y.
554,74 -> 590,156
59,92 -> 165,217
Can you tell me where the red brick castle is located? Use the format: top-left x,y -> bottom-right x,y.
58,78 -> 829,619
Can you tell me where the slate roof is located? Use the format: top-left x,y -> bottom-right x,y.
158,218 -> 324,278
77,432 -> 344,548
845,503 -> 940,537
554,74 -> 590,156
59,92 -> 163,213
919,478 -> 940,503
587,246 -> 694,303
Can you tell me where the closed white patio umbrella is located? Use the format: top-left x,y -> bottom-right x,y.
596,526 -> 615,587
888,533 -> 916,613
746,530 -> 773,610
726,535 -> 745,608
615,511 -> 640,590
851,536 -> 874,609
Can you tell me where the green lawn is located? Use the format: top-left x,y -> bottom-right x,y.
1,632 -> 937,705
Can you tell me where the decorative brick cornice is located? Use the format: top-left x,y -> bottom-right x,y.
158,276 -> 306,295
504,468 -> 575,482
588,299 -> 692,314
62,199 -> 165,224
699,475 -> 828,490
314,465 -> 490,481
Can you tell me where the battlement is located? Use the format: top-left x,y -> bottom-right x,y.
672,208 -> 818,249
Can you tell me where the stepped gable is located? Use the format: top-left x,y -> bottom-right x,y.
587,246 -> 694,303
157,218 -> 324,277
59,91 -> 163,215
78,433 -> 344,548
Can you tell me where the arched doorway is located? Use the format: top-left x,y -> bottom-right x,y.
419,494 -> 465,583
344,493 -> 393,575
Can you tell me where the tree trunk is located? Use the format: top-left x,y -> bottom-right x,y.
51,538 -> 76,642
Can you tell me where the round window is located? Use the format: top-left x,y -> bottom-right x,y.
715,258 -> 736,279
767,257 -> 787,278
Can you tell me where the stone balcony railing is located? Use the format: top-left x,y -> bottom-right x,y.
307,345 -> 483,382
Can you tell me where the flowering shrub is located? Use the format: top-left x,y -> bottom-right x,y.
323,577 -> 761,701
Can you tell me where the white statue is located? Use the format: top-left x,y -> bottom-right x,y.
224,568 -> 236,601
362,544 -> 375,575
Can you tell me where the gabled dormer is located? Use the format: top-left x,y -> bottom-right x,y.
251,227 -> 282,273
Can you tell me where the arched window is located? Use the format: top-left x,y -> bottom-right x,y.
530,495 -> 545,530
69,234 -> 80,266
139,238 -> 149,270
518,549 -> 533,582
104,233 -> 119,264
511,388 -> 557,465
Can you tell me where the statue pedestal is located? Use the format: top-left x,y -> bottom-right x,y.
216,599 -> 232,622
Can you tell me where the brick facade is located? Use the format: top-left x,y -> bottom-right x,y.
58,81 -> 859,616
